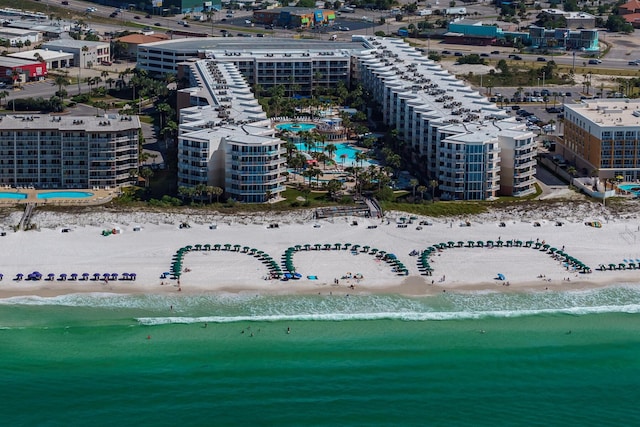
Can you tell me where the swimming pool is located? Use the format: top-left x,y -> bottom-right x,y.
294,142 -> 377,167
618,184 -> 640,196
276,123 -> 317,132
37,191 -> 94,199
0,192 -> 27,200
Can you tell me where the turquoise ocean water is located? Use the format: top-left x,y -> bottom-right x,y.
2,288 -> 640,426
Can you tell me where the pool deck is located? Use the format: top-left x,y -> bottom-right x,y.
0,187 -> 117,206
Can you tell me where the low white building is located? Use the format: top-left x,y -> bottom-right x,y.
0,27 -> 41,46
8,49 -> 74,69
41,39 -> 110,68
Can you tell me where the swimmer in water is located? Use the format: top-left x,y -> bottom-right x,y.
287,327 -> 290,334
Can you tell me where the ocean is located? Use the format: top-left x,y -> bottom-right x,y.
2,288 -> 640,426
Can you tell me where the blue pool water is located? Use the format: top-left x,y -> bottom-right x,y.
0,192 -> 27,200
619,184 -> 640,195
276,123 -> 317,132
37,191 -> 94,199
295,142 -> 376,167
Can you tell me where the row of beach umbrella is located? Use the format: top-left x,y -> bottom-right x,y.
171,244 -> 282,279
13,272 -> 136,281
418,239 -> 591,276
282,244 -> 407,275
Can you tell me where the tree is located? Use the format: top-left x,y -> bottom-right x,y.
208,186 -> 223,203
429,179 -> 438,202
54,73 -> 70,95
139,167 -> 154,188
417,185 -> 427,201
0,90 -> 8,108
325,143 -> 337,165
410,178 -> 419,198
606,15 -> 634,33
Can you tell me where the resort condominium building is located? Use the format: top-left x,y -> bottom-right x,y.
563,99 -> 640,181
177,60 -> 286,203
353,36 -> 537,200
138,37 -> 368,94
0,114 -> 140,189
146,35 -> 536,201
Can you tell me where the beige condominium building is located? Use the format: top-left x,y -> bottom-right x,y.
563,99 -> 640,181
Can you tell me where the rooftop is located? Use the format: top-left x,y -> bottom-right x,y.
8,49 -> 73,61
42,39 -> 109,49
115,33 -> 170,44
565,99 -> 640,126
139,37 -> 370,54
0,114 -> 141,132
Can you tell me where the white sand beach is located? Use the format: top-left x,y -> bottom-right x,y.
1,202 -> 639,297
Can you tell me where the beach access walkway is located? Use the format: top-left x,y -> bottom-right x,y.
315,198 -> 381,219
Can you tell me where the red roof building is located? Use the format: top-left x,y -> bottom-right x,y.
619,0 -> 640,27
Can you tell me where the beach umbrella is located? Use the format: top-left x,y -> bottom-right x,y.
111,273 -> 119,280
243,246 -> 250,253
82,273 -> 89,280
130,273 -> 136,280
204,244 -> 211,251
70,273 -> 78,280
314,244 -> 322,250
224,244 -> 232,251
352,244 -> 360,251
214,244 -> 222,251
549,247 -> 557,253
233,244 -> 241,251
195,244 -> 202,251
486,240 -> 494,246
59,273 -> 67,281
386,253 -> 397,260
467,241 -> 475,247
324,244 -> 332,250
334,243 -> 341,250
370,248 -> 378,254
476,241 -> 484,247
362,245 -> 370,252
185,245 -> 193,251
123,273 -> 130,280
295,245 -> 302,251
496,240 -> 504,247
15,273 -> 23,280
47,273 -> 55,280
344,243 -> 352,250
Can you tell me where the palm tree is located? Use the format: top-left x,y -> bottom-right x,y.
139,167 -> 154,188
0,90 -> 8,108
355,151 -> 368,168
339,153 -> 348,167
429,179 -> 438,202
210,186 -> 223,203
410,178 -> 419,198
54,74 -> 70,95
417,185 -> 427,201
325,144 -> 337,166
